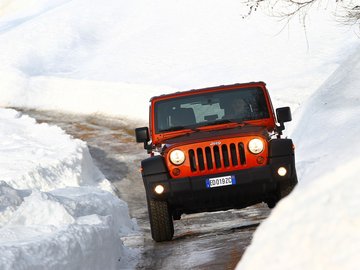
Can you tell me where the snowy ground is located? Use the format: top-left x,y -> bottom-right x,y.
0,0 -> 359,269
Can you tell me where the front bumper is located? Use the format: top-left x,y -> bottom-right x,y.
143,160 -> 296,214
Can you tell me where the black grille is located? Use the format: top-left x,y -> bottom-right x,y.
189,143 -> 246,172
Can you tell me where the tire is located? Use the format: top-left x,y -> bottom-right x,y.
265,198 -> 277,209
147,199 -> 174,242
278,177 -> 298,199
266,178 -> 298,209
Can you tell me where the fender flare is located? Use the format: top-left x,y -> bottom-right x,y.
141,155 -> 168,176
269,138 -> 294,157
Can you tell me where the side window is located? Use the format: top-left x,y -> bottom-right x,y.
251,90 -> 270,119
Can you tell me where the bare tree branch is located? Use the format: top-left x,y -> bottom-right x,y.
242,0 -> 360,27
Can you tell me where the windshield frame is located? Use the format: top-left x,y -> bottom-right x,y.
150,83 -> 276,144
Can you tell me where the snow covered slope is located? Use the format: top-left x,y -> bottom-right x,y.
237,45 -> 360,270
0,0 -> 359,119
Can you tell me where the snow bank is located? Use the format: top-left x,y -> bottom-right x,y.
1,75 -> 175,121
0,108 -> 136,269
237,45 -> 360,270
0,183 -> 135,270
0,108 -> 108,191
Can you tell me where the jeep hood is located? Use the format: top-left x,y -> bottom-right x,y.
163,125 -> 269,146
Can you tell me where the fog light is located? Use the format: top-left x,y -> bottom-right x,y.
278,167 -> 287,177
154,185 -> 164,194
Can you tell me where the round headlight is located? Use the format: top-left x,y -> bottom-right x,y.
169,149 -> 185,165
248,138 -> 264,154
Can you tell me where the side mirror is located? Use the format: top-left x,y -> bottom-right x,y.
135,127 -> 150,143
275,107 -> 292,138
276,107 -> 292,123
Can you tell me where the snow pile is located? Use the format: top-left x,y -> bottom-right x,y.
0,108 -> 108,191
237,45 -> 360,270
0,183 -> 135,270
0,108 -> 136,270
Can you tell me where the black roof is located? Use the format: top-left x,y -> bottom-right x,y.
150,81 -> 266,102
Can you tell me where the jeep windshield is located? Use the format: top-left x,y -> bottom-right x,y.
154,87 -> 270,133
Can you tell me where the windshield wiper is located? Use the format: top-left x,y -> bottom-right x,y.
160,126 -> 188,132
160,120 -> 246,132
196,119 -> 249,130
202,119 -> 236,127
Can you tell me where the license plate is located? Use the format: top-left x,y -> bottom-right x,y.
206,175 -> 236,188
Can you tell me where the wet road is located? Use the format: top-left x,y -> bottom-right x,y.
21,109 -> 270,270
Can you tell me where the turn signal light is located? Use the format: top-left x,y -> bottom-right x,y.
172,168 -> 181,176
256,156 -> 265,164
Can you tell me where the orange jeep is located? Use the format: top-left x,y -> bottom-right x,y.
135,82 -> 297,242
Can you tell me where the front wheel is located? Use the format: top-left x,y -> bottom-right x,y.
147,199 -> 174,242
266,178 -> 298,209
278,177 -> 298,199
